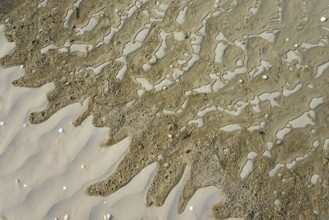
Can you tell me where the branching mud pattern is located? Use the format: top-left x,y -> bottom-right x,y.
2,0 -> 329,218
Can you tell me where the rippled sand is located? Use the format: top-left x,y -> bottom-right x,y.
1,0 -> 329,219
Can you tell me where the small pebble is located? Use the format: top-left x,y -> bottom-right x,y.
0,121 -> 4,126
164,162 -> 169,168
157,154 -> 164,160
168,134 -> 173,139
321,16 -> 327,22
80,164 -> 86,169
63,186 -> 67,190
103,214 -> 111,220
58,128 -> 64,133
23,123 -> 28,127
294,43 -> 299,47
276,139 -> 282,145
63,214 -> 69,220
189,206 -> 194,211
262,75 -> 268,80
239,79 -> 244,83
20,65 -> 24,69
274,199 -> 281,206
23,184 -> 27,188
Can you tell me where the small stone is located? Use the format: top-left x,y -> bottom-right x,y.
63,214 -> 69,220
189,206 -> 194,211
58,128 -> 64,133
162,86 -> 167,90
239,79 -> 244,83
274,199 -> 281,206
262,75 -> 268,80
23,184 -> 27,188
157,154 -> 164,160
23,123 -> 28,127
321,16 -> 327,22
0,121 -> 4,126
164,162 -> 169,167
20,65 -> 24,69
168,134 -> 173,139
103,214 -> 111,220
294,43 -> 299,47
63,186 -> 67,190
80,164 -> 86,169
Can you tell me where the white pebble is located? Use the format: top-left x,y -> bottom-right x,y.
168,134 -> 173,139
274,199 -> 281,206
23,123 -> 28,127
239,79 -> 244,83
0,121 -> 4,126
63,214 -> 69,220
63,186 -> 67,190
294,43 -> 299,47
285,37 -> 290,42
157,154 -> 164,160
189,206 -> 194,211
58,128 -> 64,133
276,139 -> 282,145
262,75 -> 268,80
103,214 -> 111,220
20,65 -> 24,69
321,16 -> 327,22
23,184 -> 27,188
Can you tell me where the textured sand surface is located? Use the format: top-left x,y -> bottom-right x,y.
0,25 -> 220,220
0,65 -> 220,220
1,0 -> 329,219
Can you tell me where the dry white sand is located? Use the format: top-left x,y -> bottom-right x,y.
0,25 -> 222,220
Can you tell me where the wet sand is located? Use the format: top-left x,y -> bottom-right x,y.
1,0 -> 329,219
